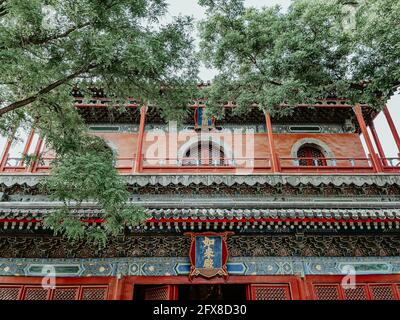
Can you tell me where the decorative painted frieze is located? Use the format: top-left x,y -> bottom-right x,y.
0,257 -> 399,277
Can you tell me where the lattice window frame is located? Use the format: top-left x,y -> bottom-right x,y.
0,284 -> 109,301
313,284 -> 342,300
52,286 -> 80,300
0,285 -> 23,300
22,286 -> 52,300
80,286 -> 109,300
343,285 -> 369,300
368,284 -> 398,300
248,284 -> 292,300
311,282 -> 400,300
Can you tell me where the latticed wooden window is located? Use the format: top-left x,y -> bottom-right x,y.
23,287 -> 51,300
343,286 -> 368,300
312,282 -> 400,300
81,287 -> 108,300
248,285 -> 292,300
369,285 -> 396,300
297,145 -> 327,166
53,287 -> 80,300
143,285 -> 177,300
0,286 -> 22,300
0,285 -> 108,300
182,141 -> 225,166
313,285 -> 341,300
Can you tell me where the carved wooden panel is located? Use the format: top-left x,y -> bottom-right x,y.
313,285 -> 341,300
369,285 -> 396,300
249,284 -> 292,300
143,285 -> 177,300
309,278 -> 400,300
0,285 -> 108,300
81,286 -> 108,300
0,286 -> 22,300
53,287 -> 80,300
343,286 -> 368,300
23,287 -> 50,300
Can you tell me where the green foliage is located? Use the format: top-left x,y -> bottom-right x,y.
198,0 -> 400,117
0,0 -> 198,244
0,0 -> 399,244
43,135 -> 146,247
351,0 -> 400,106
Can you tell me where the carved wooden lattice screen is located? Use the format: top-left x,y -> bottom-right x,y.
0,286 -> 23,300
143,285 -> 178,300
313,285 -> 341,300
311,283 -> 400,300
247,284 -> 292,300
0,285 -> 108,300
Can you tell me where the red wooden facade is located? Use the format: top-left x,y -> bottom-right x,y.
1,101 -> 399,175
1,98 -> 399,301
1,275 -> 400,300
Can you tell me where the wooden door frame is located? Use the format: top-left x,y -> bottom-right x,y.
122,275 -> 305,300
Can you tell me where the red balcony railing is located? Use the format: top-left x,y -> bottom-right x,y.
381,158 -> 400,173
279,157 -> 375,173
1,154 -> 400,174
142,157 -> 272,173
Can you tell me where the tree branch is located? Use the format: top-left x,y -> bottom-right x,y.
248,54 -> 282,86
0,63 -> 98,116
0,22 -> 91,50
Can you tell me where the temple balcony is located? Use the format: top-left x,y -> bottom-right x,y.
1,154 -> 400,175
1,97 -> 400,176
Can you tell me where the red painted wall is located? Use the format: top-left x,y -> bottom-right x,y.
2,129 -> 370,173
97,132 -> 366,160
2,274 -> 400,300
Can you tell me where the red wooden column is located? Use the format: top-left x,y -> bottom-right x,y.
19,128 -> 35,167
353,104 -> 383,172
0,137 -> 13,172
133,104 -> 147,173
110,276 -> 126,300
369,121 -> 387,166
383,104 -> 400,157
264,111 -> 280,172
30,136 -> 43,172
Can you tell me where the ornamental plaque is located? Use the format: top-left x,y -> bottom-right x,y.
185,232 -> 233,281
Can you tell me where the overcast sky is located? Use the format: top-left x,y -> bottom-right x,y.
165,0 -> 400,159
1,0 -> 399,161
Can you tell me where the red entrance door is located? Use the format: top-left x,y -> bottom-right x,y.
297,146 -> 327,166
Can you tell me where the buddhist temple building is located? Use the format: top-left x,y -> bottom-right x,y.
1,89 -> 400,300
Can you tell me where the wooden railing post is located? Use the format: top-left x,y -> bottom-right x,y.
369,121 -> 387,166
353,104 -> 383,173
383,104 -> 400,157
133,104 -> 147,173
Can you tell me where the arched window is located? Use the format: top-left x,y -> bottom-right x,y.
297,145 -> 327,166
182,141 -> 225,166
